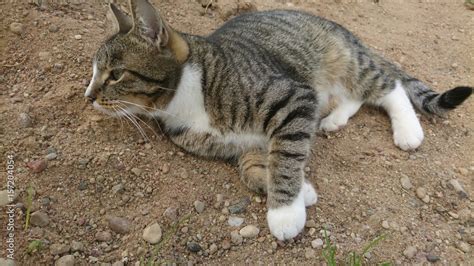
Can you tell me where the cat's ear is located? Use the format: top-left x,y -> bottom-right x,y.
129,0 -> 169,47
108,3 -> 133,34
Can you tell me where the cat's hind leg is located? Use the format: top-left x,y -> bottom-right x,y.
319,93 -> 363,132
376,80 -> 424,150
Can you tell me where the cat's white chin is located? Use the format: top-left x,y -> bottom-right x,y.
267,183 -> 316,241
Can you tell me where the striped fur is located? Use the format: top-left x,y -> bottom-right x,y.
85,0 -> 472,240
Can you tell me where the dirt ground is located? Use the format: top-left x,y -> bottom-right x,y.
0,0 -> 473,265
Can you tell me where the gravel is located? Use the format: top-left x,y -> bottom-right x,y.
187,242 -> 202,253
9,22 -> 24,35
194,200 -> 206,213
70,240 -> 84,252
400,175 -> 412,190
30,211 -> 50,227
426,254 -> 440,262
305,248 -> 316,259
45,152 -> 57,161
311,238 -> 324,249
448,179 -> 468,198
231,230 -> 243,245
416,187 -> 430,203
74,34 -> 82,40
55,255 -> 74,266
19,112 -> 33,128
456,241 -> 470,253
163,206 -> 178,221
402,246 -> 417,259
239,225 -> 259,238
50,243 -> 70,256
95,231 -> 112,242
48,24 -> 59,33
228,197 -> 251,214
142,223 -> 162,244
228,216 -> 244,227
27,159 -> 47,173
106,216 -> 131,234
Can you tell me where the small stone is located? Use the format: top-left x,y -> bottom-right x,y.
209,243 -> 218,254
45,153 -> 57,161
78,180 -> 88,191
55,254 -> 74,266
228,216 -> 244,227
231,230 -> 243,245
305,247 -> 316,258
112,184 -> 125,194
161,164 -> 170,174
19,112 -> 33,128
70,241 -> 84,252
27,159 -> 47,173
74,34 -> 82,40
456,241 -> 470,253
403,246 -> 417,259
38,51 -> 51,61
239,225 -> 259,238
448,211 -> 459,219
400,175 -> 412,190
448,179 -> 468,198
163,207 -> 178,221
50,243 -> 70,256
48,24 -> 59,32
381,220 -> 390,229
131,168 -> 142,176
106,216 -> 131,234
0,190 -> 18,206
228,197 -> 251,214
221,239 -> 231,250
194,200 -> 206,213
187,242 -> 201,253
52,63 -> 64,73
95,231 -> 112,242
10,22 -> 24,35
426,254 -> 440,262
458,167 -> 468,176
142,223 -> 162,244
30,211 -> 50,227
305,219 -> 317,228
416,187 -> 430,203
311,238 -> 324,249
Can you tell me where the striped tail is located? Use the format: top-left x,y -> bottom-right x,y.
402,78 -> 472,116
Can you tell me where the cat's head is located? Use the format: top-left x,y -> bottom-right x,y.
85,0 -> 189,117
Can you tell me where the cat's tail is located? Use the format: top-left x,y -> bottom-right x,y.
401,78 -> 472,116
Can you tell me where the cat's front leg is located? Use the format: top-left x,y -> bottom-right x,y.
264,102 -> 318,240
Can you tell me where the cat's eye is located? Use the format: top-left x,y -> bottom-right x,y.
109,69 -> 124,81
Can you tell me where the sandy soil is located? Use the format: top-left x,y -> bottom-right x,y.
0,0 -> 472,265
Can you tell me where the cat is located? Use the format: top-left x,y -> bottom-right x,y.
84,0 -> 472,240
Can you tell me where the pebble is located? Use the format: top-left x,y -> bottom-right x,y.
194,200 -> 206,213
187,242 -> 201,253
305,247 -> 316,258
305,219 -> 317,228
311,238 -> 324,249
426,254 -> 440,262
48,24 -> 59,32
0,190 -> 17,206
416,187 -> 430,203
231,230 -> 243,245
10,22 -> 24,35
163,207 -> 178,221
50,243 -> 70,255
381,220 -> 390,229
78,180 -> 88,191
456,241 -> 470,253
112,184 -> 125,194
228,216 -> 244,227
45,153 -> 57,161
70,240 -> 84,252
38,51 -> 51,61
19,112 -> 33,128
448,179 -> 468,198
55,254 -> 74,266
106,216 -> 131,234
142,223 -> 162,244
131,168 -> 142,176
74,34 -> 82,40
30,211 -> 50,227
27,159 -> 47,173
209,243 -> 218,254
239,225 -> 259,238
402,246 -> 417,259
400,175 -> 412,190
228,197 -> 251,214
95,231 -> 112,242
221,239 -> 231,250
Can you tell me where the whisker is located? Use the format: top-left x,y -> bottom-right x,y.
116,100 -> 178,118
118,106 -> 150,142
116,103 -> 161,142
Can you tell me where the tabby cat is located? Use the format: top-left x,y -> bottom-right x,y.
85,0 -> 472,240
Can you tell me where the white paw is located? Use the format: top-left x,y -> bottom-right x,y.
392,119 -> 424,150
267,190 -> 306,241
319,114 -> 347,132
303,181 -> 318,207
